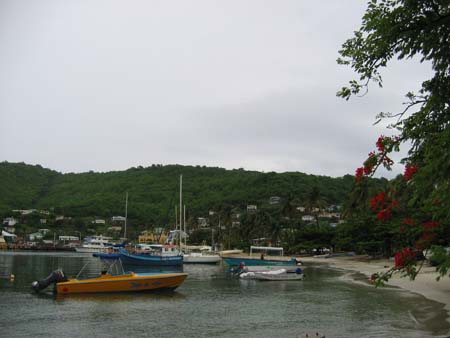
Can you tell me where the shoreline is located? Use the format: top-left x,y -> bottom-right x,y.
299,255 -> 450,319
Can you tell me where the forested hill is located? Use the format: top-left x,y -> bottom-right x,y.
0,161 -> 387,225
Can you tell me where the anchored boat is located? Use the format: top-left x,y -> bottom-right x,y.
31,260 -> 187,294
54,271 -> 187,294
119,246 -> 183,266
239,268 -> 304,281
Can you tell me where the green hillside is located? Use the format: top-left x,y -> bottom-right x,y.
2,162 -> 355,218
0,162 -> 60,213
1,161 -> 392,250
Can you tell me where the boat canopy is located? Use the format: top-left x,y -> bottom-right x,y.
250,246 -> 283,256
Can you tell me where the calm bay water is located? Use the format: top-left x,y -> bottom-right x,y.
0,251 -> 449,338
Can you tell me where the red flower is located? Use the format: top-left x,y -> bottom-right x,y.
376,192 -> 386,203
370,191 -> 387,210
370,197 -> 378,210
423,220 -> 439,231
377,208 -> 392,222
376,136 -> 385,152
391,200 -> 400,208
394,248 -> 416,268
355,167 -> 364,182
363,165 -> 373,175
404,164 -> 418,181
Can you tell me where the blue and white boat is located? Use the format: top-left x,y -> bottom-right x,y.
119,245 -> 183,266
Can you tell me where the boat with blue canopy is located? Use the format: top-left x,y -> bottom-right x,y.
119,245 -> 183,266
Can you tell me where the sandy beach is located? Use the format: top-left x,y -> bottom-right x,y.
299,255 -> 450,319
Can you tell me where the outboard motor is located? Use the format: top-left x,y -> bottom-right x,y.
31,269 -> 68,293
295,267 -> 303,275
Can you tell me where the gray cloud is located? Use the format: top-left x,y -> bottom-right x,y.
0,0 -> 431,177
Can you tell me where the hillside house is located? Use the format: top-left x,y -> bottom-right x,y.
3,217 -> 17,227
269,196 -> 281,205
247,205 -> 257,213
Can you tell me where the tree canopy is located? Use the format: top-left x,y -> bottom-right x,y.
338,0 -> 450,281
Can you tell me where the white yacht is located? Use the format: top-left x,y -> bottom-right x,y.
75,235 -> 113,253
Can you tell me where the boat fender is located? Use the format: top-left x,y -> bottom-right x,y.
295,267 -> 303,274
31,269 -> 68,293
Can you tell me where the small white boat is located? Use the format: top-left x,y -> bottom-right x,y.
238,264 -> 300,272
239,268 -> 304,281
183,252 -> 221,264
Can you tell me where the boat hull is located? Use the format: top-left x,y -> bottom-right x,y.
92,252 -> 120,259
56,272 -> 188,294
183,254 -> 221,264
75,247 -> 110,253
239,265 -> 299,272
119,249 -> 183,266
240,270 -> 304,281
223,257 -> 297,267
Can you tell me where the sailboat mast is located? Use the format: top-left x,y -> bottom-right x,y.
124,192 -> 128,239
179,175 -> 182,249
175,206 -> 178,230
184,205 -> 186,247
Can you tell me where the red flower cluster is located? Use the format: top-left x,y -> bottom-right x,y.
377,208 -> 392,222
404,164 -> 418,181
370,191 -> 397,222
376,136 -> 385,152
370,192 -> 386,210
355,167 -> 364,182
354,135 -> 400,183
394,248 -> 416,268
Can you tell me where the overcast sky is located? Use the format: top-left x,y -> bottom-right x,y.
0,0 -> 431,177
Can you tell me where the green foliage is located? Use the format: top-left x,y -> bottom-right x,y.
338,0 -> 450,279
429,246 -> 450,280
0,162 -> 366,232
0,162 -> 59,214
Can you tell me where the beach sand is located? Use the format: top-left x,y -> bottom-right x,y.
299,255 -> 450,320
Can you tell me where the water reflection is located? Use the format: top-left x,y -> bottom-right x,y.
1,251 -> 450,338
54,289 -> 187,302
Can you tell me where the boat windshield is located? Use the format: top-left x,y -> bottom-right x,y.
249,246 -> 284,257
76,259 -> 126,279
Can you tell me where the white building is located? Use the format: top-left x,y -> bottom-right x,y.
269,196 -> 281,205
12,209 -> 37,215
302,215 -> 315,222
247,205 -> 257,213
3,217 -> 17,226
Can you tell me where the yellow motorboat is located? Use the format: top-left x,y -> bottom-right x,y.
56,272 -> 187,294
32,261 -> 188,294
